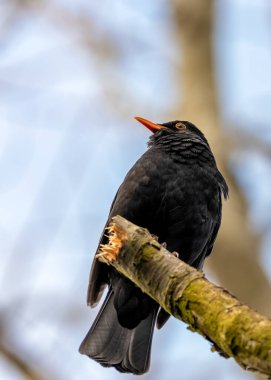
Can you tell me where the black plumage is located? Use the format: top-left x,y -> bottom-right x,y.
79,117 -> 228,374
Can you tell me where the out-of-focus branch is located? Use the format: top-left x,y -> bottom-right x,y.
6,0 -> 148,118
0,343 -> 44,380
172,0 -> 271,318
232,128 -> 271,158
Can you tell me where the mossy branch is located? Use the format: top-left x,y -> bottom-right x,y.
97,215 -> 271,377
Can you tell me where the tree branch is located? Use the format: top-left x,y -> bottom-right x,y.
0,343 -> 44,380
172,0 -> 271,321
97,215 -> 271,377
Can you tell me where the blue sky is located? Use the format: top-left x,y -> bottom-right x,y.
0,1 -> 270,379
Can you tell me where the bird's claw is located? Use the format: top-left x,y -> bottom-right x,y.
171,251 -> 179,258
161,242 -> 179,258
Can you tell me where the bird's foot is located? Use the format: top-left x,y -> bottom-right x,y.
160,242 -> 179,258
171,251 -> 179,258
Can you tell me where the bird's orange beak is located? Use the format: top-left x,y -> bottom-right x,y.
134,117 -> 162,133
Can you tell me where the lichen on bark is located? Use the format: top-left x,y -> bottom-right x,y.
97,215 -> 271,376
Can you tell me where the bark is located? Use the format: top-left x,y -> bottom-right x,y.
172,0 -> 271,317
97,216 -> 271,377
0,343 -> 44,380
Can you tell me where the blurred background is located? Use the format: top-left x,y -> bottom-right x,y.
1,0 -> 271,379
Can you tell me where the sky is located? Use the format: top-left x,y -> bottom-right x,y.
0,1 -> 270,379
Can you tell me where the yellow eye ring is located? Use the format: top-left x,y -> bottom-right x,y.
175,122 -> 187,130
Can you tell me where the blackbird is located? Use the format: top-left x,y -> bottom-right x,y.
79,117 -> 228,374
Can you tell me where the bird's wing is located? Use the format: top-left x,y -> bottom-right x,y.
201,195 -> 222,259
87,148 -> 164,307
87,191 -> 120,307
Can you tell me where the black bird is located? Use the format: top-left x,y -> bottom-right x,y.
79,117 -> 228,374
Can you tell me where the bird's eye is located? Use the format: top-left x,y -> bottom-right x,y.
175,122 -> 187,130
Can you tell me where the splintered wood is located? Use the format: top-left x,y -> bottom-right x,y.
96,222 -> 127,263
95,216 -> 271,376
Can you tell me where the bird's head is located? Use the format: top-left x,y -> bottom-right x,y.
134,116 -> 228,199
134,116 -> 209,146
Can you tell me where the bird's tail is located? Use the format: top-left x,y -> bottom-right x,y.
79,290 -> 157,375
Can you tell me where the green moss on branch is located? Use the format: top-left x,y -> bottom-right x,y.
98,215 -> 271,376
